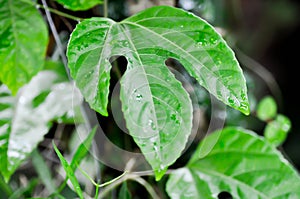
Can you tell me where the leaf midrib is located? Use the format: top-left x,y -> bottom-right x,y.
120,21 -> 241,108
189,166 -> 269,199
119,23 -> 162,162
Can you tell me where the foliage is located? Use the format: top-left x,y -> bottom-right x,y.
0,0 -> 299,198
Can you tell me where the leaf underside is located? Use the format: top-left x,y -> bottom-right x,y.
67,6 -> 250,179
166,127 -> 300,199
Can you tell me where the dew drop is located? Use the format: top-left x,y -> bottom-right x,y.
19,96 -> 27,104
227,97 -> 235,105
210,37 -> 217,44
148,119 -> 156,130
171,113 -> 177,121
196,41 -> 203,47
135,94 -> 143,102
180,25 -> 184,28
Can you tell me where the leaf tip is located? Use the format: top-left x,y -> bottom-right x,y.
154,167 -> 168,181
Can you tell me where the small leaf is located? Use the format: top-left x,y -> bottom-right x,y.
264,114 -> 291,146
119,182 -> 132,199
166,127 -> 300,199
256,96 -> 277,121
55,0 -> 103,11
0,0 -> 48,94
67,6 -> 250,180
70,126 -> 97,170
53,142 -> 83,199
0,71 -> 83,181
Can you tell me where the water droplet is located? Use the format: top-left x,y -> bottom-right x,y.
148,119 -> 156,130
160,164 -> 165,170
171,113 -> 177,121
19,96 -> 27,104
84,71 -> 93,79
135,94 -> 143,102
241,92 -> 247,100
227,97 -> 235,105
149,136 -> 156,143
215,58 -> 222,65
239,102 -> 249,111
180,25 -> 184,28
197,41 -> 203,46
210,37 -> 217,44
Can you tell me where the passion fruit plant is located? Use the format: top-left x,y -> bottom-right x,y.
0,0 -> 299,198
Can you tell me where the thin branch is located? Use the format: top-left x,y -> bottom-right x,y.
103,0 -> 108,18
41,0 -> 70,79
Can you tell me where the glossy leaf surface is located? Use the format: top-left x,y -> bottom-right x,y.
67,6 -> 249,179
264,114 -> 291,146
0,71 -> 82,181
166,127 -> 300,199
256,96 -> 277,121
56,0 -> 102,11
0,0 -> 48,94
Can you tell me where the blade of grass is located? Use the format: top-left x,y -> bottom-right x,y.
53,142 -> 83,199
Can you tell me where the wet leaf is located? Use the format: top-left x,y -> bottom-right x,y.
67,6 -> 249,180
166,127 -> 300,199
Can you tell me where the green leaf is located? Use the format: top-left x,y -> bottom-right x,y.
119,182 -> 132,199
0,71 -> 82,181
256,96 -> 277,121
264,114 -> 291,146
53,143 -> 83,199
0,0 -> 48,94
67,6 -> 249,180
166,127 -> 300,199
55,0 -> 102,11
32,149 -> 56,194
70,126 -> 97,170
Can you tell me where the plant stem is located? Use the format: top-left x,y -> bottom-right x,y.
37,4 -> 83,21
78,165 -> 127,188
99,174 -> 160,199
103,0 -> 108,18
20,0 -> 82,21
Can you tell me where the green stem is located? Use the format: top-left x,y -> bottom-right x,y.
94,183 -> 100,199
20,0 -> 82,21
78,165 -> 127,188
37,4 -> 83,21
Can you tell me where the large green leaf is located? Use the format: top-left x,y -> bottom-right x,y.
0,71 -> 82,181
67,6 -> 249,179
0,0 -> 48,94
166,127 -> 300,199
55,0 -> 102,11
